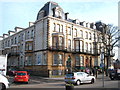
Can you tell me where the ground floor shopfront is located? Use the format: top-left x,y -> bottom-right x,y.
7,50 -> 106,77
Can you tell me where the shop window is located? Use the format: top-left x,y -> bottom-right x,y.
53,54 -> 63,65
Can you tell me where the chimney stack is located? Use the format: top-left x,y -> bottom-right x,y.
65,12 -> 69,20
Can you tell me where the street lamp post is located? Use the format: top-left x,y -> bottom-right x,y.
99,24 -> 106,87
100,46 -> 105,87
66,56 -> 72,73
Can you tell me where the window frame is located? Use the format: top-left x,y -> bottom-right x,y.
68,39 -> 71,50
89,32 -> 92,40
74,29 -> 77,37
80,30 -> 83,38
68,27 -> 71,35
85,31 -> 88,39
53,54 -> 63,66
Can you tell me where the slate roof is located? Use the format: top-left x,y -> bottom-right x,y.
36,1 -> 62,20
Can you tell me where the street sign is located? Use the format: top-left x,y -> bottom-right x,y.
100,63 -> 104,68
100,52 -> 104,61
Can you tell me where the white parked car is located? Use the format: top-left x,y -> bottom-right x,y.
65,72 -> 96,85
0,74 -> 9,90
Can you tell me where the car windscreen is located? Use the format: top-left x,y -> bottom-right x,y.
9,68 -> 16,71
17,73 -> 26,76
66,73 -> 74,76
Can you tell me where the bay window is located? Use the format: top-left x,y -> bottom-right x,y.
75,40 -> 84,52
53,36 -> 58,48
25,42 -> 33,51
75,41 -> 79,51
68,39 -> 71,50
59,37 -> 63,47
85,42 -> 88,52
80,41 -> 84,52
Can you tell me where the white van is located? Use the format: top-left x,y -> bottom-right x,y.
0,55 -> 7,76
0,74 -> 9,90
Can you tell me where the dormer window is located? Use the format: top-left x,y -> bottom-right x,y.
55,7 -> 62,19
55,10 -> 60,17
74,19 -> 80,25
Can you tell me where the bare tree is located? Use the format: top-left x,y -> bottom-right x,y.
105,24 -> 120,76
107,24 -> 119,50
95,21 -> 120,76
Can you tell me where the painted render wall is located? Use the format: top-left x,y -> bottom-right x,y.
34,18 -> 48,51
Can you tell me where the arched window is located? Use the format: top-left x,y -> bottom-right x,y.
53,36 -> 58,48
75,40 -> 79,51
85,31 -> 88,39
89,43 -> 92,53
68,39 -> 71,50
31,30 -> 34,38
60,25 -> 63,33
89,32 -> 92,40
74,29 -> 77,37
80,30 -> 83,38
14,37 -> 17,44
53,23 -> 56,31
75,56 -> 80,66
28,31 -> 30,39
85,42 -> 88,52
80,41 -> 84,52
68,27 -> 71,35
59,36 -> 64,47
56,24 -> 60,32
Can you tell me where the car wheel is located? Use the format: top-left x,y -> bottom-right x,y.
110,77 -> 114,80
26,82 -> 28,84
0,83 -> 6,90
76,80 -> 81,85
91,79 -> 95,84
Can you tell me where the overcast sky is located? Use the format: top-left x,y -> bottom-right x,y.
0,0 -> 119,59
